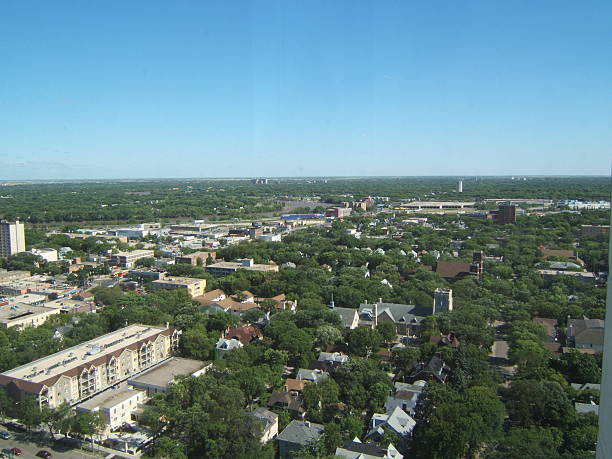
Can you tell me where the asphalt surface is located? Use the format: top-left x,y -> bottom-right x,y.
0,433 -> 100,459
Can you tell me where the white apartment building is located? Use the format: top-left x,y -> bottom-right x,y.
0,324 -> 180,408
0,220 -> 26,257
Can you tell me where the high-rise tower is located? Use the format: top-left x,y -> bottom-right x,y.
596,207 -> 612,458
0,220 -> 26,257
458,180 -> 463,193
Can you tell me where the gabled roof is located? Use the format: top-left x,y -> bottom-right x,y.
366,406 -> 415,439
296,368 -> 329,382
277,420 -> 324,446
333,307 -> 359,328
268,390 -> 304,414
225,325 -> 263,345
251,407 -> 278,427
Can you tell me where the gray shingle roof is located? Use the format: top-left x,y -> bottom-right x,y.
277,420 -> 324,446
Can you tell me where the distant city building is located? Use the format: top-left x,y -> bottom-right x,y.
436,251 -> 484,281
325,207 -> 352,218
109,250 -> 155,268
433,289 -> 453,314
393,201 -> 476,212
150,277 -> 206,297
0,220 -> 26,257
457,180 -> 463,193
488,204 -> 517,224
0,303 -> 61,329
252,178 -> 269,184
29,248 -> 58,263
205,258 -> 279,277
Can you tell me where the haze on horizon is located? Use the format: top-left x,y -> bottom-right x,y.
0,1 -> 610,180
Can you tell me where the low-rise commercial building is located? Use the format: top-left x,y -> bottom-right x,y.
205,259 -> 279,277
128,357 -> 211,396
0,324 -> 180,408
175,251 -> 216,265
109,250 -> 155,269
150,277 -> 206,297
76,386 -> 145,432
0,303 -> 61,329
29,248 -> 58,263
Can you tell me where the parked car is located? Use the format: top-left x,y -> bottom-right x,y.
0,431 -> 10,440
37,451 -> 52,458
9,448 -> 22,456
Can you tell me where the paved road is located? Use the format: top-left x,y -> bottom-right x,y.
0,434 -> 100,459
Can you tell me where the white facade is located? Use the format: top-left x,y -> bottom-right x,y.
0,220 -> 26,257
77,386 -> 145,432
29,248 -> 58,263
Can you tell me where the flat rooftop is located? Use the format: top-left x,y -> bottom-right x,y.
2,324 -> 168,383
152,277 -> 204,285
112,250 -> 154,257
209,261 -> 277,270
78,385 -> 144,410
129,357 -> 209,388
0,304 -> 58,322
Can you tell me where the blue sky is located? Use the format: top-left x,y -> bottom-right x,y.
0,0 -> 610,179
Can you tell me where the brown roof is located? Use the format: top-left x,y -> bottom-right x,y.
284,378 -> 307,392
436,261 -> 472,279
195,289 -> 226,303
225,325 -> 263,345
195,290 -> 259,312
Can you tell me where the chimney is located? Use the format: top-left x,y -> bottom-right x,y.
374,302 -> 378,327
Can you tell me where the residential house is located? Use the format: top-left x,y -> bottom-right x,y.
277,420 -> 325,459
408,355 -> 450,383
268,390 -> 305,419
366,406 -> 416,441
335,439 -> 403,459
251,407 -> 279,444
384,381 -> 427,416
194,289 -> 259,315
215,338 -> 243,360
428,333 -> 460,348
358,301 -> 431,336
296,368 -> 329,383
284,378 -> 307,394
333,307 -> 359,329
225,325 -> 263,345
568,318 -> 605,352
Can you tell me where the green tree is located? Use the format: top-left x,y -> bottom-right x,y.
348,327 -> 382,357
377,321 -> 397,343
